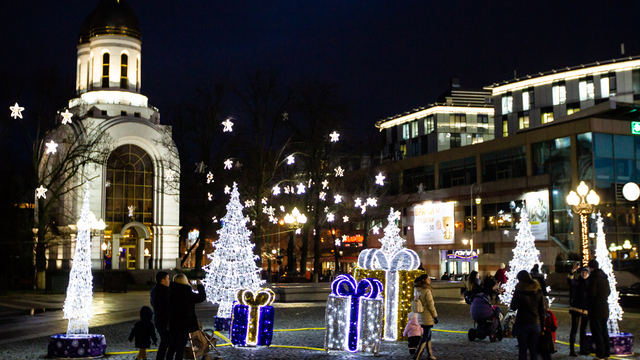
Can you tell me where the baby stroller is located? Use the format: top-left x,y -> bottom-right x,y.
467,293 -> 503,342
184,324 -> 223,360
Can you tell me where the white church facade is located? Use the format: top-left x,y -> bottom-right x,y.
45,0 -> 181,271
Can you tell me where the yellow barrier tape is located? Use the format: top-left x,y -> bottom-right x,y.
215,330 -> 232,344
432,329 -> 469,334
106,349 -> 158,355
270,344 -> 325,351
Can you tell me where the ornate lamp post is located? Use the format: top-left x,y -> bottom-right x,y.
566,181 -> 600,267
470,182 -> 481,273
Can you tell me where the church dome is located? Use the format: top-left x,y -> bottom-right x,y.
78,0 -> 141,44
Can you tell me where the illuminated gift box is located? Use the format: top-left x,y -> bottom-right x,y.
324,274 -> 384,355
229,288 -> 275,347
355,247 -> 424,341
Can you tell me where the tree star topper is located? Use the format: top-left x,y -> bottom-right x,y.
60,109 -> 74,125
329,131 -> 340,142
375,172 -> 385,186
224,159 -> 234,170
221,118 -> 234,132
10,102 -> 24,119
334,166 -> 344,177
36,185 -> 48,199
44,140 -> 58,154
195,161 -> 207,173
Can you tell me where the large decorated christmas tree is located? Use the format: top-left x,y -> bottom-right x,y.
499,206 -> 543,306
203,182 -> 265,319
595,212 -> 624,334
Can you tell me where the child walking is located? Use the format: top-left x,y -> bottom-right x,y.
403,312 -> 424,355
129,306 -> 157,360
540,299 -> 558,360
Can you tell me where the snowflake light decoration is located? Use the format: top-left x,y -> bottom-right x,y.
224,185 -> 231,194
128,205 -> 135,217
224,159 -> 233,169
371,226 -> 380,235
269,215 -> 278,224
206,172 -> 214,184
10,102 -> 24,119
334,194 -> 342,204
393,210 -> 401,220
36,185 -> 48,199
354,198 -> 362,207
319,191 -> 327,201
334,166 -> 344,177
375,173 -> 385,186
287,155 -> 295,165
272,185 -> 281,196
366,197 -> 378,207
322,180 -> 329,189
45,140 -> 58,154
195,161 -> 207,173
165,169 -> 176,181
60,110 -> 74,125
327,213 -> 335,222
343,216 -> 349,222
221,118 -> 234,132
296,183 -> 306,195
329,131 -> 340,142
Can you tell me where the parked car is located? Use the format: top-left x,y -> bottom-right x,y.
617,283 -> 640,308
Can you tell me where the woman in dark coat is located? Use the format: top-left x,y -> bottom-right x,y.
510,270 -> 545,360
166,274 -> 206,360
567,266 -> 590,356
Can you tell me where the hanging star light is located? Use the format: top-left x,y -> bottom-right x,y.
296,229 -> 302,235
284,186 -> 291,194
361,204 -> 367,214
263,206 -> 275,216
282,111 -> 289,121
354,198 -> 362,207
296,183 -> 306,195
322,179 -> 329,189
196,161 -> 208,173
272,185 -> 281,196
212,216 -> 218,223
235,161 -> 242,169
329,131 -> 340,142
335,238 -> 341,247
334,194 -> 342,204
165,169 -> 176,181
10,102 -> 24,119
287,155 -> 295,165
60,109 -> 74,125
280,206 -> 285,213
221,118 -> 234,132
319,191 -> 327,201
128,205 -> 135,217
252,220 -> 256,226
394,210 -> 401,220
224,186 -> 231,194
324,206 -> 330,213
208,192 -> 213,201
36,185 -> 48,199
269,215 -> 278,224
207,172 -> 214,184
244,200 -> 255,207
223,159 -> 233,169
44,140 -> 58,154
308,179 -> 313,188
262,197 -> 268,205
334,166 -> 344,177
343,215 -> 349,222
366,198 -> 378,207
371,226 -> 380,235
375,173 -> 385,186
327,213 -> 335,222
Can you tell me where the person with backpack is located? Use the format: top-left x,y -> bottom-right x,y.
411,274 -> 438,360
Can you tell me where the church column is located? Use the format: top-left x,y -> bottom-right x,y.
112,234 -> 121,270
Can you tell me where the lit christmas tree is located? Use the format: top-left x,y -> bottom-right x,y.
595,212 -> 623,334
203,182 -> 265,319
499,207 -> 543,306
62,182 -> 94,335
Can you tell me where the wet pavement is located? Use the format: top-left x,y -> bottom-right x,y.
0,292 -> 639,359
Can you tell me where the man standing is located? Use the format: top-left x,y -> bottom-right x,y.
587,259 -> 611,360
150,271 -> 171,360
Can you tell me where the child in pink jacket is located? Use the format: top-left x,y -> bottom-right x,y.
404,312 -> 424,355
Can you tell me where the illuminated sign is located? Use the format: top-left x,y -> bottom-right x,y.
524,190 -> 549,240
633,122 -> 640,135
446,250 -> 478,259
343,235 -> 363,247
412,201 -> 455,245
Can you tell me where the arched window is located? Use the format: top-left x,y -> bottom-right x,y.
106,144 -> 154,224
120,54 -> 128,89
102,53 -> 110,88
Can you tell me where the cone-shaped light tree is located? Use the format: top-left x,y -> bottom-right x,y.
62,182 -> 94,335
500,207 -> 543,306
595,212 -> 624,334
203,182 -> 265,319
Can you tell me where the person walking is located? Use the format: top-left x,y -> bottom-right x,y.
150,271 -> 170,360
166,274 -> 206,360
587,259 -> 611,360
567,265 -> 590,356
531,264 -> 549,296
510,270 -> 545,360
128,305 -> 157,360
411,274 -> 438,360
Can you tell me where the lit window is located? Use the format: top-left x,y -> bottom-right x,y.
518,111 -> 529,129
609,71 -> 617,96
477,114 -> 489,134
402,124 -> 410,140
412,121 -> 419,138
601,76 -> 610,98
522,91 -> 530,111
102,53 -> 110,88
552,81 -> 566,105
450,133 -> 461,148
502,119 -> 508,137
423,115 -> 434,134
541,108 -> 554,124
567,103 -> 580,115
120,54 -> 128,89
450,113 -> 466,132
502,93 -> 513,114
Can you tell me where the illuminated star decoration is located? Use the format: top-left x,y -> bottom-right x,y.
361,204 -> 368,214
223,159 -> 233,169
354,198 -> 362,208
35,185 -> 48,199
343,215 -> 349,222
296,229 -> 302,235
44,140 -> 58,154
334,166 -> 344,177
262,197 -> 268,205
327,213 -> 335,222
308,179 -> 313,188
60,109 -> 74,125
165,169 -> 176,181
221,118 -> 234,132
375,172 -> 385,186
269,215 -> 278,224
319,191 -> 327,201
394,210 -> 402,220
366,197 -> 378,207
212,216 -> 218,223
208,192 -> 213,201
235,161 -> 242,169
280,206 -> 285,212
371,226 -> 380,235
224,185 -> 231,194
322,179 -> 329,189
335,238 -> 341,247
206,172 -> 214,184
272,185 -> 281,196
195,161 -> 207,173
417,183 -> 425,194
263,206 -> 275,216
329,131 -> 340,142
334,194 -> 342,204
244,199 -> 255,207
282,111 -> 289,121
10,102 -> 24,119
284,186 -> 292,194
287,155 -> 295,165
128,205 -> 135,217
324,206 -> 329,213
296,183 -> 306,195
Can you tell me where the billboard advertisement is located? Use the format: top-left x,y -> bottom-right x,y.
524,190 -> 549,240
412,201 -> 455,245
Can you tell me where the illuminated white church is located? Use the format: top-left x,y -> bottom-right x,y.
48,0 -> 180,270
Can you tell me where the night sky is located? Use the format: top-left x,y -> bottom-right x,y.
3,0 -> 640,128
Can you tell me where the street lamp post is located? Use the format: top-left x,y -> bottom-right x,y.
566,181 -> 600,267
470,183 -> 481,273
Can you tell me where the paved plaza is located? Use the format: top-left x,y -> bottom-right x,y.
0,292 -> 639,359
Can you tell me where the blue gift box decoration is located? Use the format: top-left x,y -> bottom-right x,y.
229,288 -> 275,347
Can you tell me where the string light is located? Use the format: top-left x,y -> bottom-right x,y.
206,172 -> 214,184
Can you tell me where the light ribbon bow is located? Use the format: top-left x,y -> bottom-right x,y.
235,288 -> 275,345
331,274 -> 383,352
